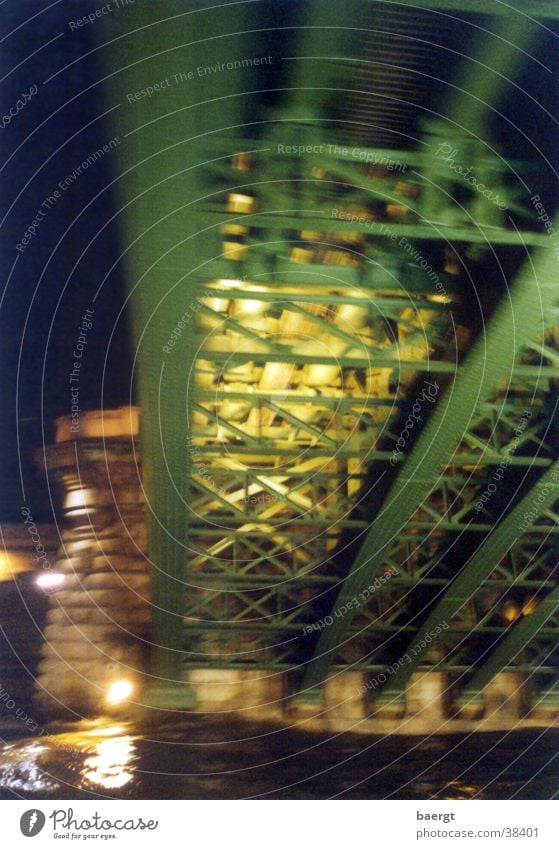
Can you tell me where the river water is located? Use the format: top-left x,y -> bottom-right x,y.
0,717 -> 557,799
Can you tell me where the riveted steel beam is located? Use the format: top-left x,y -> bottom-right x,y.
100,0 -> 256,703
300,240 -> 558,698
375,460 -> 559,701
460,584 -> 559,703
363,0 -> 559,20
205,211 -> 551,247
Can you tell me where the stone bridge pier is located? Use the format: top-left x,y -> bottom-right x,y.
35,408 -> 151,716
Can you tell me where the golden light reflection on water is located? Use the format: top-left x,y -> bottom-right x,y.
61,719 -> 138,791
0,742 -> 60,793
439,781 -> 480,799
82,736 -> 136,789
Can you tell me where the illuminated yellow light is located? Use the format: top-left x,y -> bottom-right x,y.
219,223 -> 248,235
522,596 -> 539,616
502,601 -> 520,623
36,572 -> 65,590
83,724 -> 127,738
65,488 -> 90,509
427,294 -> 453,304
106,680 -> 134,705
226,192 -> 255,213
0,552 -> 30,580
214,278 -> 244,288
291,247 -> 314,264
231,299 -> 267,318
232,153 -> 252,172
83,737 -> 135,790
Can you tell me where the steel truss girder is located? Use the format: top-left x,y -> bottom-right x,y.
300,241 -> 559,696
460,585 -> 559,701
370,461 -> 559,698
363,0 -> 559,17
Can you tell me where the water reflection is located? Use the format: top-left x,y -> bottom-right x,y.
82,735 -> 136,790
0,742 -> 60,794
438,781 -> 480,799
58,720 -> 138,791
0,719 -> 557,799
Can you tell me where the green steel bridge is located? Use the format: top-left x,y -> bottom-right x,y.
100,0 -> 559,715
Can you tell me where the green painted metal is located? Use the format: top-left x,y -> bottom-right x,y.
300,241 -> 558,697
364,0 -> 559,16
374,460 -> 559,700
100,0 -> 258,703
204,209 -> 551,247
96,2 -> 559,709
443,13 -> 541,138
460,584 -> 559,701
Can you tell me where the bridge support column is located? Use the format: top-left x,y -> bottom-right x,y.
325,672 -> 368,720
188,670 -> 285,718
530,681 -> 559,721
35,410 -> 152,716
405,673 -> 447,723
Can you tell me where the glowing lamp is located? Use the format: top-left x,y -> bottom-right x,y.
36,572 -> 65,591
106,680 -> 134,705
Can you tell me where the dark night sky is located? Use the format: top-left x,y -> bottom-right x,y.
1,1 -> 557,523
1,1 -> 133,521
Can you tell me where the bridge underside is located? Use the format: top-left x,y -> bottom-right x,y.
100,0 -> 559,717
